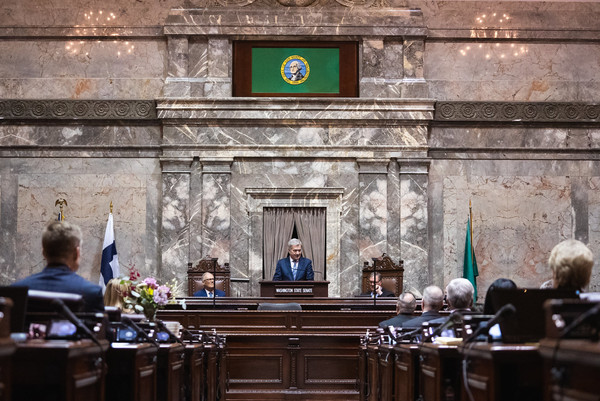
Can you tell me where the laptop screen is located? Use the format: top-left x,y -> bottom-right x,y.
489,288 -> 578,343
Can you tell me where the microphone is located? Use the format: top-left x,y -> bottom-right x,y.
121,316 -> 159,348
155,320 -> 184,345
395,327 -> 422,341
50,298 -> 102,347
428,311 -> 464,340
465,303 -> 516,343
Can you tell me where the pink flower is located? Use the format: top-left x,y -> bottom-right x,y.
153,285 -> 171,305
143,277 -> 158,289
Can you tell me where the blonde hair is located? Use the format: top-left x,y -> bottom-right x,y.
548,239 -> 594,291
104,278 -> 128,309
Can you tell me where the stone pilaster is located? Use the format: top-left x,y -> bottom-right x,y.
358,158 -> 389,264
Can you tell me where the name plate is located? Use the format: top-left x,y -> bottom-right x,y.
274,286 -> 314,296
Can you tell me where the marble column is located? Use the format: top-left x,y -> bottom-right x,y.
200,158 -> 232,265
160,157 -> 193,284
402,37 -> 428,98
398,159 -> 430,294
205,38 -> 231,98
165,36 -> 190,98
358,158 -> 389,264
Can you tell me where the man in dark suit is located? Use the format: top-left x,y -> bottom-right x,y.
401,285 -> 444,328
379,292 -> 417,329
12,220 -> 104,312
427,278 -> 474,326
360,272 -> 395,297
193,272 -> 226,297
272,238 -> 314,281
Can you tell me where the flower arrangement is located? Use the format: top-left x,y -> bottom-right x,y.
120,264 -> 183,321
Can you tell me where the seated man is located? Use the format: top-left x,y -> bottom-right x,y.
193,272 -> 226,297
379,292 -> 417,329
272,239 -> 314,281
401,286 -> 444,328
12,220 -> 104,312
428,278 -> 474,325
360,272 -> 395,298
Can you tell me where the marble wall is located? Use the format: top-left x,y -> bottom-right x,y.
0,0 -> 599,302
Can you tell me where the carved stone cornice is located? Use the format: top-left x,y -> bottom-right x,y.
0,100 -> 156,120
435,101 -> 600,123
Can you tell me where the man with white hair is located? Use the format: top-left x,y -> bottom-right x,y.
272,238 -> 314,281
428,278 -> 474,326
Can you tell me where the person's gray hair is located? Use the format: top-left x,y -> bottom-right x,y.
201,272 -> 214,282
288,238 -> 302,248
549,239 -> 594,290
42,220 -> 82,261
397,292 -> 416,313
422,285 -> 444,311
446,278 -> 474,309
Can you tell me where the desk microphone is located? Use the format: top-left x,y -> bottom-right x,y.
465,303 -> 516,343
155,320 -> 184,345
50,298 -> 102,347
121,316 -> 159,348
428,311 -> 464,340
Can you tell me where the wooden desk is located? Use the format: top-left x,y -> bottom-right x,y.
539,338 -> 600,401
394,343 -> 420,401
459,343 -> 541,401
419,343 -> 461,401
0,297 -> 16,401
184,343 -> 204,401
157,343 -> 186,401
106,342 -> 158,401
225,333 -> 359,400
12,339 -> 107,401
378,343 -> 395,401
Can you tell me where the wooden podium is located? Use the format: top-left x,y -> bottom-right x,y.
259,280 -> 330,297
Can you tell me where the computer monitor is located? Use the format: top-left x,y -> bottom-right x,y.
489,288 -> 578,343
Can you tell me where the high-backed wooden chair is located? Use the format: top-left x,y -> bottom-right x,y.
361,254 -> 404,297
187,258 -> 231,296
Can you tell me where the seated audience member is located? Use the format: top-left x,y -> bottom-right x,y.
104,278 -> 129,310
428,278 -> 474,325
379,292 -> 417,329
401,286 -> 444,328
360,272 -> 395,298
272,238 -> 314,281
548,239 -> 594,292
193,272 -> 226,297
12,220 -> 104,312
483,278 -> 517,314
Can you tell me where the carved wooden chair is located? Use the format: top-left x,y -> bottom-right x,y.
187,258 -> 231,296
361,254 -> 404,297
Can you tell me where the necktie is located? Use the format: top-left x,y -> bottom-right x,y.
208,291 -> 213,298
293,261 -> 298,280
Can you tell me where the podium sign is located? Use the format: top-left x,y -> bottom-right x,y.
259,281 -> 329,297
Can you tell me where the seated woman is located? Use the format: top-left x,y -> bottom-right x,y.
483,278 -> 517,315
104,278 -> 130,310
548,239 -> 594,292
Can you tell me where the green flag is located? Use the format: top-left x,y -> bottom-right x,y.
463,217 -> 479,301
251,47 -> 340,94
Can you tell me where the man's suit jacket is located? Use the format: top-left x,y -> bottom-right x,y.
400,310 -> 443,328
193,288 -> 226,297
272,257 -> 314,281
12,264 -> 104,312
379,313 -> 415,329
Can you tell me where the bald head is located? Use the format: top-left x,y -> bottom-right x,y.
422,285 -> 444,312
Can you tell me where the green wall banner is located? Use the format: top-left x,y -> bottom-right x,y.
252,47 -> 340,94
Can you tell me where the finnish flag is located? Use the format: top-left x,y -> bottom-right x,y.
99,213 -> 120,291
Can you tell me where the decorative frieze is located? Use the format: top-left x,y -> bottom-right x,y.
436,102 -> 600,123
0,100 -> 156,120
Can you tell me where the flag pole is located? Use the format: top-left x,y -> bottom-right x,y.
469,199 -> 473,264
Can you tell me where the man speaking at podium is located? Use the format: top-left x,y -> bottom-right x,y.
272,239 -> 314,281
